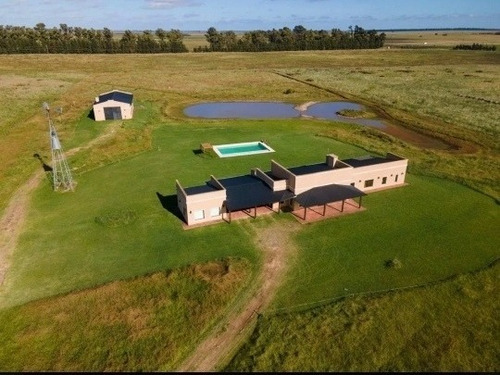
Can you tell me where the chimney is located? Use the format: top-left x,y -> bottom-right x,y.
326,154 -> 338,168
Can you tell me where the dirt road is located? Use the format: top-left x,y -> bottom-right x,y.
0,124 -> 118,287
177,221 -> 300,372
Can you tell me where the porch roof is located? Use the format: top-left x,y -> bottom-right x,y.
295,184 -> 366,208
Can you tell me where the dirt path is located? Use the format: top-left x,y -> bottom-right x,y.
0,170 -> 44,285
0,124 -> 119,287
177,220 -> 300,372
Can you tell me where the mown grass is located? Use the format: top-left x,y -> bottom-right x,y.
226,260 -> 499,372
272,173 -> 499,310
0,258 -> 251,371
0,118 -> 365,308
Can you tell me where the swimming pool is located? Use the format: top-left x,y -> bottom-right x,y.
213,141 -> 275,158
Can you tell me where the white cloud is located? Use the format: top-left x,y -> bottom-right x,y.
145,0 -> 201,9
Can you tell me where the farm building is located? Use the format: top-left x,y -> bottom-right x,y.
176,153 -> 408,226
92,90 -> 134,121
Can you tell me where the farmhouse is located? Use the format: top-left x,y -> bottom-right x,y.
92,90 -> 134,121
176,153 -> 408,226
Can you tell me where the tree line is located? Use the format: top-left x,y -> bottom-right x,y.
196,25 -> 386,52
453,43 -> 496,51
0,23 -> 188,53
0,23 -> 386,54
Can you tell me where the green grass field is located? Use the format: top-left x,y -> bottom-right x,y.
0,258 -> 252,371
273,173 -> 499,311
227,261 -> 499,372
0,37 -> 498,371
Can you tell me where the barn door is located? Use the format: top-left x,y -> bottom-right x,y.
104,106 -> 122,120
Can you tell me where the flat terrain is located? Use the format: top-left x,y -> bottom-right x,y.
0,33 -> 498,371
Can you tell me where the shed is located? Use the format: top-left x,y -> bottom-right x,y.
92,90 -> 134,121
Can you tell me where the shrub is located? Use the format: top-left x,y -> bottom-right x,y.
385,258 -> 403,269
453,43 -> 496,51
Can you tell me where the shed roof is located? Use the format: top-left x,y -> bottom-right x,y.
295,184 -> 366,208
219,175 -> 294,212
95,90 -> 133,105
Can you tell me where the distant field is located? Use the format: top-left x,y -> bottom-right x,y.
384,30 -> 500,48
0,41 -> 498,371
181,29 -> 500,51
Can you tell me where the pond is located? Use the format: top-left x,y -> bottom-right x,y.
184,101 -> 452,150
184,101 -> 299,119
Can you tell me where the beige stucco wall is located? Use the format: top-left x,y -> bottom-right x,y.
93,100 -> 134,122
176,180 -> 227,226
293,167 -> 354,194
253,168 -> 287,191
270,160 -> 296,190
350,159 -> 408,191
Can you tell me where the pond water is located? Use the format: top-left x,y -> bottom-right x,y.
304,102 -> 386,128
184,101 -> 452,150
184,101 -> 299,119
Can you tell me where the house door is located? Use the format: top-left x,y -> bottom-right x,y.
104,106 -> 122,120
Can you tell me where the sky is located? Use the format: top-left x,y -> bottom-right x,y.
0,0 -> 499,31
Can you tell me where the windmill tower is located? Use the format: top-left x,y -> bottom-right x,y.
43,102 -> 75,192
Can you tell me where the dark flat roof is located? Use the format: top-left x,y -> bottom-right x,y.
285,155 -> 399,176
264,171 -> 283,181
96,90 -> 133,105
287,163 -> 332,176
184,184 -> 220,195
342,156 -> 394,168
219,175 -> 294,212
296,184 -> 366,208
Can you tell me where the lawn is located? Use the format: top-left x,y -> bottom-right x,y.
0,117 -> 366,308
272,173 -> 499,311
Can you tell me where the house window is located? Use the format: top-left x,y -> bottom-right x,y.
395,174 -> 399,182
350,182 -> 355,187
210,207 -> 221,217
194,209 -> 205,220
364,179 -> 374,188
382,177 -> 387,184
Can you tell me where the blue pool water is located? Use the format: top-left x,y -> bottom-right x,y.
213,141 -> 275,158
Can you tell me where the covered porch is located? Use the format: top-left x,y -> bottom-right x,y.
293,184 -> 366,223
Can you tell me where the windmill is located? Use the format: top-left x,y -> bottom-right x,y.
42,102 -> 75,192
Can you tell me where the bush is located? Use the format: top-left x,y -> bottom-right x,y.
385,258 -> 403,269
453,43 -> 496,51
